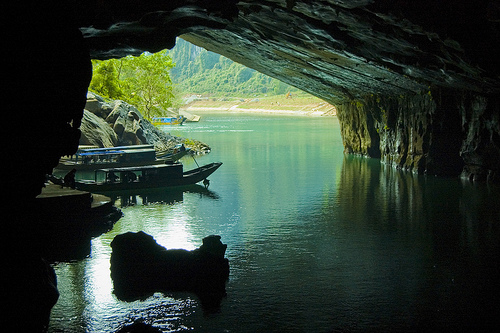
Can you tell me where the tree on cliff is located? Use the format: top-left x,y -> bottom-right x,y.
89,50 -> 175,120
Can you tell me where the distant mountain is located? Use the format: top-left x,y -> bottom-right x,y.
166,38 -> 299,96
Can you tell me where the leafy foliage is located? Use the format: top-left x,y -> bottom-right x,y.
89,50 -> 175,120
166,38 -> 300,96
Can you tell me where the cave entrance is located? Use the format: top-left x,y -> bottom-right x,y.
88,37 -> 338,121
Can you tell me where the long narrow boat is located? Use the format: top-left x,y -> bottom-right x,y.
50,162 -> 222,193
56,144 -> 189,171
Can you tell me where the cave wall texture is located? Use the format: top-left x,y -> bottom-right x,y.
3,0 -> 500,329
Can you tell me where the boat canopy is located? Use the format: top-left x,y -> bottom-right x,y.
78,150 -> 125,156
96,163 -> 182,173
78,144 -> 155,152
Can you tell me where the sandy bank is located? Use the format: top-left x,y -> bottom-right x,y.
181,103 -> 337,117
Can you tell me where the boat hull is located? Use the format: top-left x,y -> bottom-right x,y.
56,158 -> 168,171
70,162 -> 222,193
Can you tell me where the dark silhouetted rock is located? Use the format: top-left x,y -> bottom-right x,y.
110,232 -> 229,311
5,256 -> 59,332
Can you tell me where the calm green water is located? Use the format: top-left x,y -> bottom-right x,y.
49,113 -> 500,332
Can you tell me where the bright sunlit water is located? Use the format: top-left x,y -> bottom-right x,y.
49,112 -> 500,332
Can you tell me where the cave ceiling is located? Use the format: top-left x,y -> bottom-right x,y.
78,0 -> 500,104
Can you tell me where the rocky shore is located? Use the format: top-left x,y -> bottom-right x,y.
81,92 -> 211,154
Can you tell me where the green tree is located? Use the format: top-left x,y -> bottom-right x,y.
89,50 -> 175,120
123,50 -> 175,120
89,59 -> 124,100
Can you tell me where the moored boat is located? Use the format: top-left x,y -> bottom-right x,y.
56,144 -> 188,171
50,162 -> 222,193
152,115 -> 186,126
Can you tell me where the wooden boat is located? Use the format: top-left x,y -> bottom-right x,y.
56,144 -> 188,171
152,115 -> 186,126
50,162 -> 222,193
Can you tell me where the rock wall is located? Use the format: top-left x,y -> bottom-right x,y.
460,94 -> 500,182
337,90 -> 500,180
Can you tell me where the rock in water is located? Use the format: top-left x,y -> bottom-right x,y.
110,231 -> 229,311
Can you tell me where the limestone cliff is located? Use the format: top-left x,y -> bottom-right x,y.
337,89 -> 499,181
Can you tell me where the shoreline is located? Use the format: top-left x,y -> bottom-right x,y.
180,105 -> 337,117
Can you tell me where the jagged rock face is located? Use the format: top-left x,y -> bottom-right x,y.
82,92 -> 211,152
81,1 -> 499,100
337,89 -> 500,180
337,89 -> 464,176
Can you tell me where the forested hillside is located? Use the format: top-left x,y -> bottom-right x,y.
167,38 -> 300,96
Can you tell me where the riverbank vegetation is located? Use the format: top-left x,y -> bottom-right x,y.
89,38 -> 334,119
166,38 -> 301,97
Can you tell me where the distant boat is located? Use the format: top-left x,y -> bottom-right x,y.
50,162 -> 222,193
152,115 -> 186,126
56,144 -> 188,171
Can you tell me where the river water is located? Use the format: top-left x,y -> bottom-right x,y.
49,112 -> 500,332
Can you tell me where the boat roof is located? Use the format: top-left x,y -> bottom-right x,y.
79,144 -> 155,153
78,148 -> 156,156
96,163 -> 181,173
79,150 -> 125,156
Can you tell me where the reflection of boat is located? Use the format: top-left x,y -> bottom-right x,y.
152,115 -> 186,126
56,144 -> 188,171
50,162 -> 222,193
111,184 -> 220,207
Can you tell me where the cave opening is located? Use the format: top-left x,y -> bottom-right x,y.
3,1 -> 500,331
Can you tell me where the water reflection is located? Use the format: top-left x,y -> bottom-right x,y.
110,185 -> 219,207
49,114 -> 500,332
323,154 -> 500,330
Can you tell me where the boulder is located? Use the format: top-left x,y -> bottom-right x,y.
105,100 -> 125,125
121,114 -> 144,145
105,100 -> 147,145
79,110 -> 118,147
85,91 -> 114,119
110,232 -> 229,311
